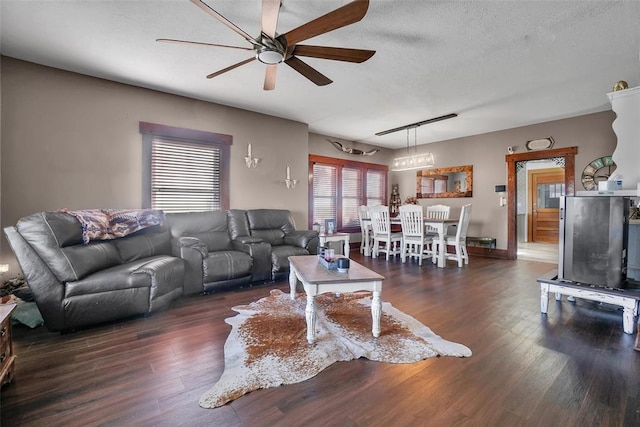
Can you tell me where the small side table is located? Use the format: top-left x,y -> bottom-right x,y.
1,304 -> 17,388
319,232 -> 350,257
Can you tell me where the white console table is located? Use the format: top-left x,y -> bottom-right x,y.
318,232 -> 350,257
537,270 -> 640,334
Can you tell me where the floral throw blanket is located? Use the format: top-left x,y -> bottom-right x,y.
59,209 -> 164,244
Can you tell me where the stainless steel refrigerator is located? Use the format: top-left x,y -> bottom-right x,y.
558,195 -> 629,288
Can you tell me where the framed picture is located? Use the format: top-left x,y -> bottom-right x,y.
325,219 -> 336,234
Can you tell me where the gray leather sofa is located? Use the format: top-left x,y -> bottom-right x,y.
4,208 -> 319,332
4,211 -> 184,332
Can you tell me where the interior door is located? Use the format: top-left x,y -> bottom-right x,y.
528,168 -> 565,243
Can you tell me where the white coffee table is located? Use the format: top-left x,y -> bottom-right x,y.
288,255 -> 385,344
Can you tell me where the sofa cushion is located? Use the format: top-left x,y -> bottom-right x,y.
17,212 -> 121,282
271,245 -> 310,273
30,212 -> 84,247
64,257 -> 164,298
227,209 -> 250,240
251,228 -> 286,246
131,256 -> 185,304
203,251 -> 252,283
166,211 -> 232,252
246,209 -> 298,246
113,225 -> 171,262
246,209 -> 297,237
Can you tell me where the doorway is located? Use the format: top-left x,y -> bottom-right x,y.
515,164 -> 564,263
527,167 -> 564,244
506,147 -> 578,262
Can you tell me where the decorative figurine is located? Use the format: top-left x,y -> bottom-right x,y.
613,80 -> 629,92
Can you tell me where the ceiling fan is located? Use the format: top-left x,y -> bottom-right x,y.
157,0 -> 376,91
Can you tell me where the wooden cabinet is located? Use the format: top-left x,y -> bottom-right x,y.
0,304 -> 16,387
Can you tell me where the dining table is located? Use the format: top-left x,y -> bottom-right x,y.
364,216 -> 459,268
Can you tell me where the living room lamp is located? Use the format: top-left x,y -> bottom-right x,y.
245,143 -> 260,168
285,165 -> 298,189
391,128 -> 435,172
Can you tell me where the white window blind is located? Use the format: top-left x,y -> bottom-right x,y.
342,167 -> 363,228
312,164 -> 337,225
151,138 -> 222,212
366,169 -> 385,206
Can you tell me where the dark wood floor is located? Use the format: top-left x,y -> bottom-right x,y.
2,254 -> 640,426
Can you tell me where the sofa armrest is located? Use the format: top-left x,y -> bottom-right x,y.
172,237 -> 207,295
4,226 -> 66,331
232,240 -> 272,282
284,230 -> 319,253
234,236 -> 264,245
173,237 -> 208,257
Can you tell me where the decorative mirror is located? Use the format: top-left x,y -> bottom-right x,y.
416,165 -> 473,198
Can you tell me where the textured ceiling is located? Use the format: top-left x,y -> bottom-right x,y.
1,1 -> 639,149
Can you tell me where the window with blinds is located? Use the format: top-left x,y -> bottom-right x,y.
151,139 -> 222,212
312,164 -> 337,225
140,122 -> 231,213
309,155 -> 388,231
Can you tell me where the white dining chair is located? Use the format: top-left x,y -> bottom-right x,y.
425,204 -> 451,235
399,204 -> 435,266
369,205 -> 402,261
357,205 -> 372,256
431,204 -> 472,267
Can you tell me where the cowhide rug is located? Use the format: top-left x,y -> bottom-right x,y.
199,289 -> 472,408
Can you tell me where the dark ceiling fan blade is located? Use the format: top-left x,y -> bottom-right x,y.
156,38 -> 253,51
285,56 -> 333,86
292,45 -> 375,63
261,0 -> 280,39
264,64 -> 277,91
206,57 -> 256,79
191,0 -> 259,46
281,0 -> 370,46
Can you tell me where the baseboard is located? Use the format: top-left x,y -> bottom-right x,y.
467,246 -> 508,259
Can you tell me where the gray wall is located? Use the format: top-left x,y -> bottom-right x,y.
0,57 -> 310,273
0,56 -> 617,274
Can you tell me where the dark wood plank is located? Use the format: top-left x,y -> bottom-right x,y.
2,254 -> 640,426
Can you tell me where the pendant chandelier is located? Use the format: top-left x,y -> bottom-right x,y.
391,127 -> 435,172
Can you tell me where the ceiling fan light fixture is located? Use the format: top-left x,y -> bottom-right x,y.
162,0 -> 374,89
256,47 -> 284,64
256,34 -> 285,64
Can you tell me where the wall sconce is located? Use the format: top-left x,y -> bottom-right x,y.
0,264 -> 8,274
285,165 -> 298,189
245,143 -> 260,168
495,185 -> 506,207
